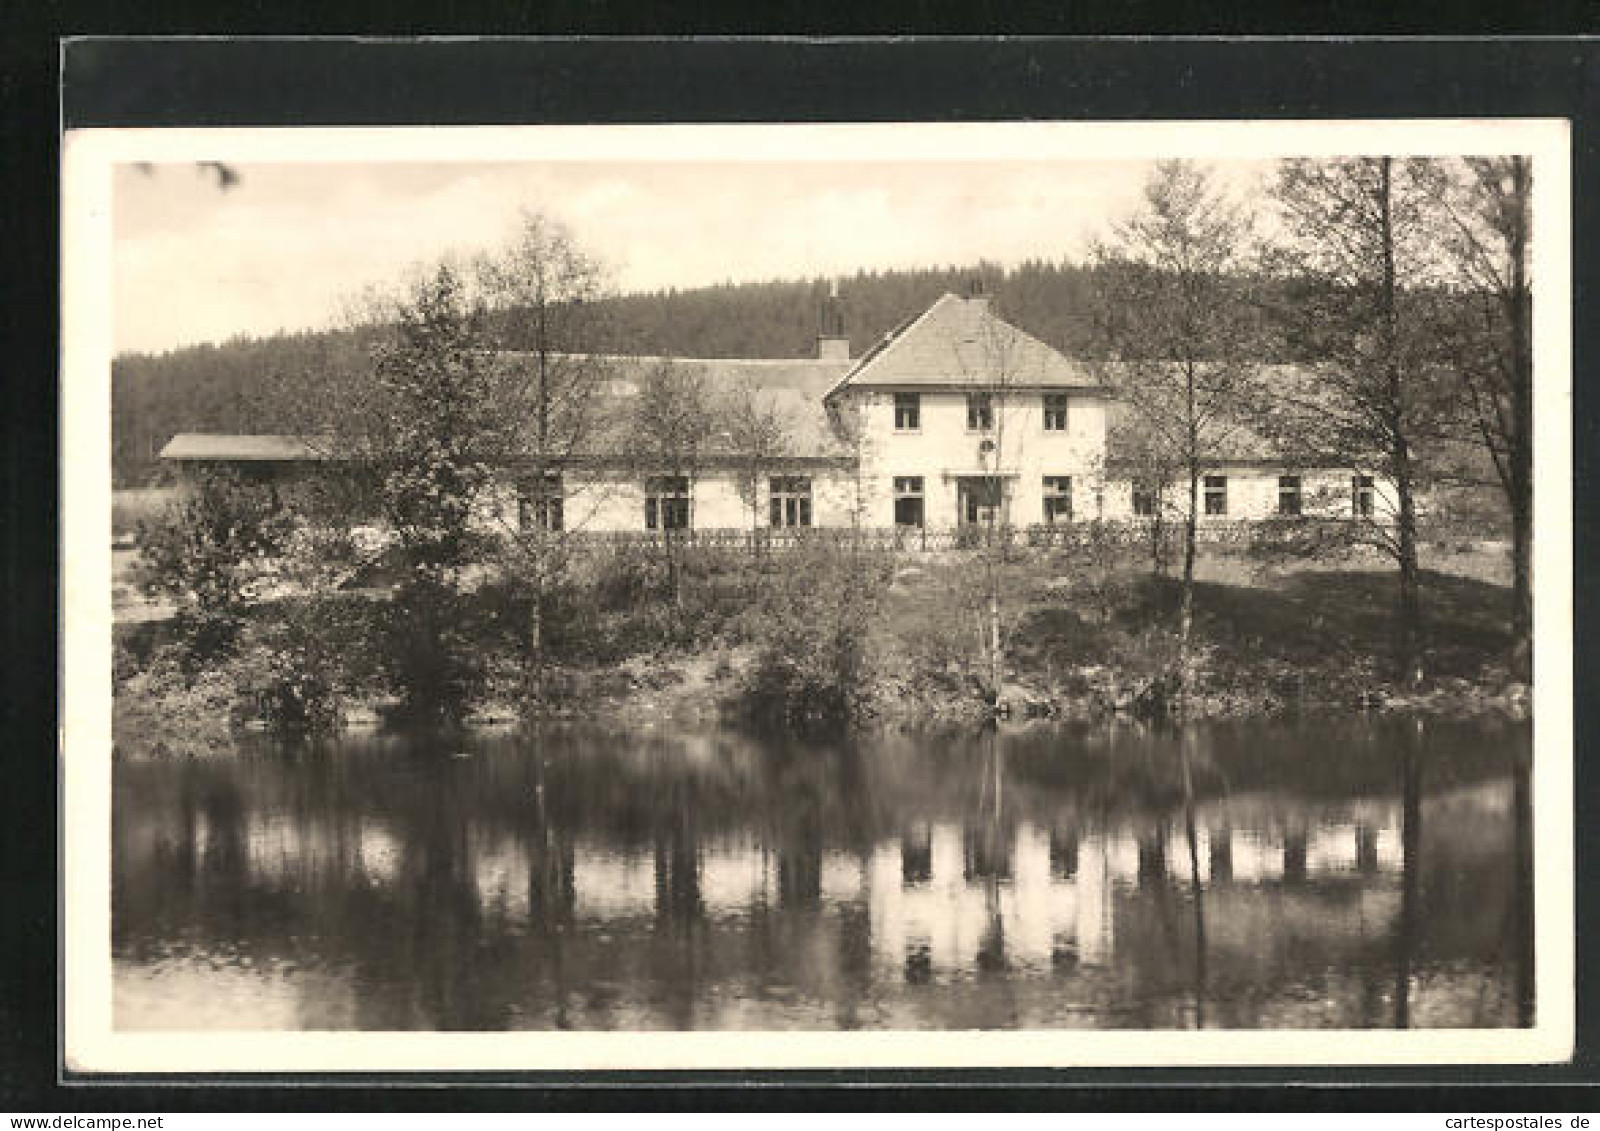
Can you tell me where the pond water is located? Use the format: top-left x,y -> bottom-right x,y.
112,715 -> 1533,1031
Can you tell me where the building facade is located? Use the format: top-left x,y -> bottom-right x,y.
160,291 -> 1393,535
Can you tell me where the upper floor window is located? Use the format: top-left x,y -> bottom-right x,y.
966,392 -> 994,432
518,472 -> 564,533
1353,474 -> 1375,517
894,392 -> 921,431
1278,475 -> 1303,517
894,475 -> 925,528
1203,474 -> 1228,516
1043,393 -> 1069,432
645,475 -> 691,531
1043,476 -> 1073,524
769,475 -> 812,528
1132,481 -> 1159,518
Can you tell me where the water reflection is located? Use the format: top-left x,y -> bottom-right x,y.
112,716 -> 1534,1031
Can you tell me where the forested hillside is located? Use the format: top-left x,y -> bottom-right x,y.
112,260 -> 1112,485
110,257 -> 1475,500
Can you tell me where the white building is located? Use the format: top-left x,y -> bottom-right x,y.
160,291 -> 1392,535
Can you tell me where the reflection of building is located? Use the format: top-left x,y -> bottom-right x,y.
572,846 -> 655,921
867,822 -> 1114,980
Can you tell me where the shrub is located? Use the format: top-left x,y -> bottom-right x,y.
235,641 -> 343,735
133,469 -> 291,660
738,545 -> 892,733
112,643 -> 240,759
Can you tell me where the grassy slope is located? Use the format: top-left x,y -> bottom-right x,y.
873,543 -> 1517,722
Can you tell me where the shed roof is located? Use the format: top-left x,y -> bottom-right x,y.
159,433 -> 334,461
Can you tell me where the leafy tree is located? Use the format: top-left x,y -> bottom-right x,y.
290,262 -> 521,724
133,467 -> 291,658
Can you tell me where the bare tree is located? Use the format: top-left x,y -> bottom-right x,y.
1089,160 -> 1266,721
1266,157 -> 1459,686
722,379 -> 792,560
1427,157 -> 1534,679
629,360 -> 716,606
472,211 -> 616,703
267,210 -> 619,718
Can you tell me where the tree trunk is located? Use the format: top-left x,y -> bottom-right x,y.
526,553 -> 545,708
1180,726 -> 1206,1030
988,585 -> 1003,710
1507,157 -> 1534,681
1378,158 -> 1424,689
1394,728 -> 1422,1029
1177,462 -> 1199,722
1510,492 -> 1532,680
1396,458 -> 1423,688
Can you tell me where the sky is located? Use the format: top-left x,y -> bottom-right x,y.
112,157 -> 1273,356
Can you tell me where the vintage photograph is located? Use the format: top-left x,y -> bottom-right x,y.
62,121 -> 1572,1069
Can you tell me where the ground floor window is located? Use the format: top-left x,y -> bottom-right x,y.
1203,474 -> 1228,516
1277,474 -> 1302,517
517,473 -> 564,532
1042,475 -> 1072,523
893,475 -> 924,527
769,475 -> 812,528
1353,474 -> 1375,517
1132,480 -> 1160,517
645,475 -> 691,531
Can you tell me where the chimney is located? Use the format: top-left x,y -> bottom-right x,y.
816,279 -> 851,361
965,275 -> 991,313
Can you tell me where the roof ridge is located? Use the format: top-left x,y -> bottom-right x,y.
822,293 -> 961,401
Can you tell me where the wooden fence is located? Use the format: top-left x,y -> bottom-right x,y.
548,517 -> 1496,556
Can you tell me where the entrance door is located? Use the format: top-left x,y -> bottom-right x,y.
958,476 -> 1007,527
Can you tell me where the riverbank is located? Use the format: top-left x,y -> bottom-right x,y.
113,539 -> 1527,759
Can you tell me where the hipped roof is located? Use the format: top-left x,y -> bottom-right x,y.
824,293 -> 1106,400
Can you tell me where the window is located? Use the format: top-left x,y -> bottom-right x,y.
1203,475 -> 1228,516
1277,475 -> 1303,517
1043,476 -> 1073,524
1353,474 -> 1375,517
518,473 -> 564,533
769,475 -> 812,528
1132,481 -> 1159,518
645,475 -> 691,531
893,475 -> 925,528
966,392 -> 994,431
894,392 -> 921,431
1043,393 -> 1068,431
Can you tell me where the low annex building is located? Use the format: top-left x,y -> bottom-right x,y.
160,291 -> 1392,536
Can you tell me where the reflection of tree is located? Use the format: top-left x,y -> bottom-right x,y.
1137,828 -> 1169,889
1283,828 -> 1309,886
1355,822 -> 1380,874
1511,748 -> 1534,1027
1180,728 -> 1208,1030
1394,727 -> 1423,1029
1208,825 -> 1233,883
112,721 -> 1534,1032
1049,826 -> 1079,882
651,786 -> 703,1030
901,825 -> 932,886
